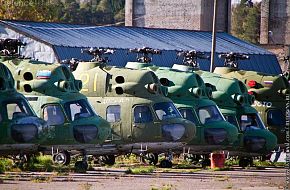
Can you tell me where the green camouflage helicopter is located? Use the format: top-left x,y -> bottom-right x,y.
1,39 -> 111,170
170,50 -> 277,167
0,58 -> 48,159
214,52 -> 289,150
125,47 -> 239,166
68,48 -> 196,168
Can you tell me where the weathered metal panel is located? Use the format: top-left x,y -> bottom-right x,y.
0,20 -> 282,74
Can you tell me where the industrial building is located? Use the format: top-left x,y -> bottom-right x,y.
125,0 -> 231,32
0,20 -> 281,74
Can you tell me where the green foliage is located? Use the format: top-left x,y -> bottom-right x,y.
25,155 -> 53,172
151,184 -> 175,190
231,1 -> 261,44
0,158 -> 13,173
224,157 -> 239,167
125,166 -> 155,174
0,0 -> 125,26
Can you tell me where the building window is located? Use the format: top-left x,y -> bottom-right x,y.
106,105 -> 121,122
133,105 -> 153,123
43,105 -> 65,126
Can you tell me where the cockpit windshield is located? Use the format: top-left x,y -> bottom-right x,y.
240,113 -> 266,131
153,102 -> 182,120
197,105 -> 225,125
4,98 -> 35,120
64,99 -> 95,121
178,108 -> 198,124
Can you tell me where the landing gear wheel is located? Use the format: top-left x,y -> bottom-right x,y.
53,151 -> 70,165
100,155 -> 115,166
145,153 -> 158,165
201,159 -> 211,168
239,157 -> 253,168
75,161 -> 88,172
160,160 -> 172,168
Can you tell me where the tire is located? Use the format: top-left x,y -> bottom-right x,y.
75,161 -> 88,172
160,160 -> 172,168
53,151 -> 70,165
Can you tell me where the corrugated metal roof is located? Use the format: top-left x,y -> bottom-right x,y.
0,20 -> 282,74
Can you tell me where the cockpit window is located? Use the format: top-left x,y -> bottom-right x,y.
267,109 -> 285,126
133,105 -> 153,123
64,99 -> 95,121
153,102 -> 181,120
224,115 -> 239,128
106,105 -> 121,122
198,105 -> 224,125
43,104 -> 65,125
179,108 -> 198,124
240,113 -> 266,131
4,99 -> 34,120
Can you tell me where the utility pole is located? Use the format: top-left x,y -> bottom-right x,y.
210,0 -> 217,72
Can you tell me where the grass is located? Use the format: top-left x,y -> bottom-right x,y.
253,160 -> 286,168
226,184 -> 233,189
151,184 -> 175,190
125,166 -> 155,174
79,182 -> 92,190
113,154 -> 140,167
0,158 -> 13,173
224,158 -> 239,167
31,175 -> 54,183
215,175 -> 230,182
211,166 -> 233,171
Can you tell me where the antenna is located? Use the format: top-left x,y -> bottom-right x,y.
218,52 -> 249,69
177,50 -> 209,69
61,58 -> 80,71
0,38 -> 26,56
82,47 -> 114,62
128,47 -> 161,63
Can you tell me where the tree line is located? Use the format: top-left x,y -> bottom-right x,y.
231,0 -> 261,44
0,0 -> 125,25
0,0 -> 261,44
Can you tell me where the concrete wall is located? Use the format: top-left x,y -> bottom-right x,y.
0,25 -> 57,63
125,0 -> 231,32
260,0 -> 290,45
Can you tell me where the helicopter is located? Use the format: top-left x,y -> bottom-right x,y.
1,39 -> 112,170
125,47 -> 239,166
68,47 -> 196,168
169,50 -> 277,167
0,59 -> 48,160
214,52 -> 289,151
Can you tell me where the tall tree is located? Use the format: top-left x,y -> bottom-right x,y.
231,0 -> 261,44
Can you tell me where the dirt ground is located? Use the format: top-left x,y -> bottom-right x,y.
0,166 -> 287,190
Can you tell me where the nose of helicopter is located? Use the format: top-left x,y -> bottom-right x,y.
72,116 -> 111,144
243,130 -> 277,153
204,121 -> 239,145
10,116 -> 49,143
161,118 -> 196,143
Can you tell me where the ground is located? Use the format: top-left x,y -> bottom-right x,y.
0,166 -> 286,190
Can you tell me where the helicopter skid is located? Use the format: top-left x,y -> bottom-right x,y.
0,144 -> 38,155
85,142 -> 186,155
178,145 -> 229,155
225,150 -> 269,157
40,142 -> 186,156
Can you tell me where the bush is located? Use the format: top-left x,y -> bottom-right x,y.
0,158 -> 13,173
